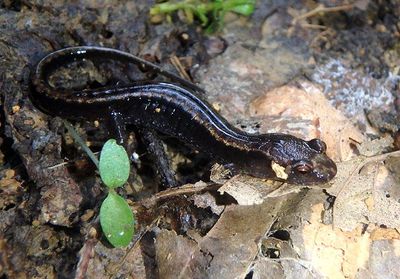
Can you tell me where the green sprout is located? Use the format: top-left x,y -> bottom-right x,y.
63,121 -> 135,248
99,139 -> 130,189
98,139 -> 135,247
150,0 -> 256,33
100,189 -> 134,248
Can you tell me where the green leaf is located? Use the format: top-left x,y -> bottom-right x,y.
100,191 -> 135,247
99,139 -> 130,189
230,4 -> 254,16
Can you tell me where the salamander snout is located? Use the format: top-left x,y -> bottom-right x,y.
286,153 -> 337,185
265,135 -> 337,185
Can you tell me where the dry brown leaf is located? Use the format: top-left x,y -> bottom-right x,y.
153,196 -> 297,278
155,230 -> 209,278
217,175 -> 298,205
189,203 -> 280,278
370,227 -> 400,240
357,135 -> 394,156
85,240 -> 146,279
217,175 -> 265,205
302,203 -> 371,279
327,151 -> 400,231
151,226 -> 203,278
249,82 -> 365,161
247,187 -> 400,279
252,259 -> 285,279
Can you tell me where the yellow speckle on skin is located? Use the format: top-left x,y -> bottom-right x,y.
271,161 -> 288,180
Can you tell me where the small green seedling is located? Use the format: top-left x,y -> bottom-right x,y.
98,139 -> 135,247
150,0 -> 256,33
99,139 -> 130,189
63,121 -> 135,248
100,190 -> 135,247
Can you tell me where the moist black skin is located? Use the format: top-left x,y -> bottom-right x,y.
30,46 -> 337,185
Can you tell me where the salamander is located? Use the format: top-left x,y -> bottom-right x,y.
30,46 -> 337,185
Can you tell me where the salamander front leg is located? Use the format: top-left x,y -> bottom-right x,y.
140,129 -> 178,188
105,108 -> 139,161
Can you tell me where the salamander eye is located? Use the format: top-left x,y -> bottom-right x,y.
308,139 -> 327,153
293,161 -> 313,174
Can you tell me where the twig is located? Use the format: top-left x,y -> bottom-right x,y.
363,150 -> 400,162
134,182 -> 221,207
170,55 -> 192,81
309,28 -> 335,48
75,239 -> 97,279
47,161 -> 69,169
300,23 -> 328,30
293,3 -> 354,23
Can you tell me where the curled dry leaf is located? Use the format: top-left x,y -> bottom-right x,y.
217,175 -> 290,206
218,175 -> 264,205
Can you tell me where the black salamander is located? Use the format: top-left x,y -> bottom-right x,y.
30,46 -> 337,185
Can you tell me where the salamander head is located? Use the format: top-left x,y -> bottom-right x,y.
263,135 -> 337,185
